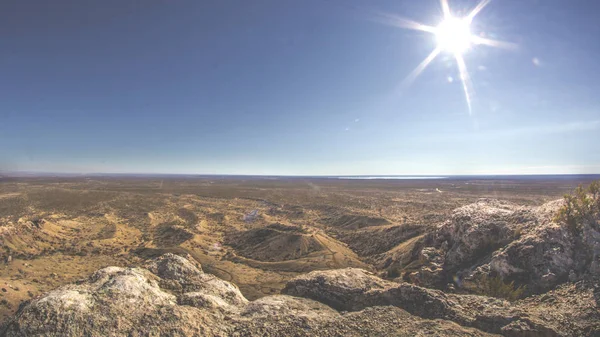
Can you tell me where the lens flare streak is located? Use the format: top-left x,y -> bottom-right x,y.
440,0 -> 451,18
384,0 -> 514,114
374,12 -> 437,34
466,0 -> 492,22
471,35 -> 517,50
455,53 -> 473,113
402,47 -> 442,88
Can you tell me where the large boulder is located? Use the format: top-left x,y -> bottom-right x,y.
145,253 -> 247,306
282,268 -> 393,310
434,200 -> 529,271
3,254 -> 597,336
2,263 -> 231,336
283,267 -> 598,336
489,222 -> 575,290
411,199 -> 600,293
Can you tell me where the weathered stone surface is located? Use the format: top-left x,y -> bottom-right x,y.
145,253 -> 247,306
410,199 -> 600,293
284,267 -> 599,336
3,253 -> 598,336
2,263 -> 230,336
282,267 -> 393,310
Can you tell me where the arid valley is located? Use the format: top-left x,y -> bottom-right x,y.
0,175 -> 599,336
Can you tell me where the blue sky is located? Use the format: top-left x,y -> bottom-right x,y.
1,0 -> 599,175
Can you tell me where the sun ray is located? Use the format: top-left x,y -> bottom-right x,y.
372,12 -> 436,33
440,0 -> 451,18
402,47 -> 442,88
471,35 -> 518,50
375,0 -> 515,114
436,17 -> 471,53
466,0 -> 492,22
455,54 -> 474,114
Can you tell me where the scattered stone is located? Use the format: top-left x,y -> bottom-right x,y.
410,199 -> 600,294
3,253 -> 598,336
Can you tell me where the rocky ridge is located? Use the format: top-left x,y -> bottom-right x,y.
407,199 -> 600,294
3,253 -> 598,336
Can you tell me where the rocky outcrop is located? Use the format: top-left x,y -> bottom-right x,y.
283,268 -> 599,336
409,199 -> 600,294
145,253 -> 247,306
2,254 -> 496,336
3,264 -> 231,336
4,253 -> 598,336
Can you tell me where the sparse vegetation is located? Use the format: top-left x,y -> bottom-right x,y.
476,275 -> 526,301
0,176 -> 597,324
386,266 -> 401,278
554,181 -> 600,234
177,208 -> 199,227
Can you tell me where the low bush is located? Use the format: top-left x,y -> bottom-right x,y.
554,181 -> 600,234
386,266 -> 401,279
475,275 -> 526,301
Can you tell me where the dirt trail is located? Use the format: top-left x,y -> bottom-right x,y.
314,233 -> 338,266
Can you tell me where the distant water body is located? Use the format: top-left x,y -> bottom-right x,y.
335,176 -> 447,180
331,174 -> 600,181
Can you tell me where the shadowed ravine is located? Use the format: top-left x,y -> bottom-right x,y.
0,177 -> 599,335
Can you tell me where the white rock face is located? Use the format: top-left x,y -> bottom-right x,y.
95,267 -> 176,305
412,198 -> 600,293
3,253 -> 598,336
36,289 -> 94,312
145,253 -> 204,278
145,253 -> 247,306
439,200 -> 525,269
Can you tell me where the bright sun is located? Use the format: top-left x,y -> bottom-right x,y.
382,0 -> 516,114
435,17 -> 472,54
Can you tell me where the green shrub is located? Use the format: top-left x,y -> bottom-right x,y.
554,181 -> 600,234
387,266 -> 401,278
476,275 -> 526,301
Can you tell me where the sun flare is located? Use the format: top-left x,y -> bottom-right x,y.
378,0 -> 516,114
435,17 -> 472,54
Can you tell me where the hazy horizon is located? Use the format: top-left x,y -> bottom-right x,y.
2,0 -> 599,175
4,170 -> 600,179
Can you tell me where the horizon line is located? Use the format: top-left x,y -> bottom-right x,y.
2,171 -> 600,178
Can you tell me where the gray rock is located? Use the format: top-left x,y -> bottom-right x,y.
411,199 -> 600,293
4,254 -> 597,336
145,253 -> 247,306
283,267 -> 592,336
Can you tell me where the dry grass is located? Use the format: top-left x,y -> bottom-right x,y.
0,175 -> 593,322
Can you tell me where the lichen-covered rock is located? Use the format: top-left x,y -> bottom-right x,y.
489,222 -> 575,291
2,265 -> 230,336
282,267 -> 592,336
146,253 -> 247,306
408,246 -> 445,286
178,292 -> 237,313
241,295 -> 337,318
145,252 -> 204,279
411,198 -> 600,293
233,305 -> 497,337
3,254 -> 597,336
436,200 -> 526,270
282,268 -> 393,310
513,281 -> 600,336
